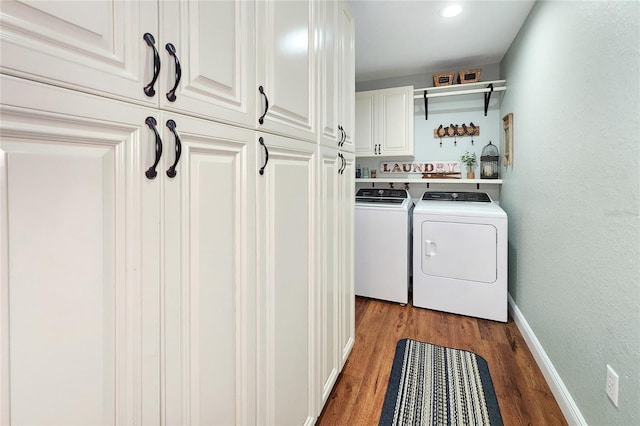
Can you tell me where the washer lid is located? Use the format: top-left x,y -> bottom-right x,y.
355,188 -> 411,206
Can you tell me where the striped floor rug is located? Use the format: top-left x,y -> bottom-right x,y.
379,339 -> 503,426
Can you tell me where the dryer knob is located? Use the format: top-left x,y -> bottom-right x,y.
452,192 -> 459,200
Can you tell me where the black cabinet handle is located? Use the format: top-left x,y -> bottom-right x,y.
165,43 -> 181,102
258,136 -> 269,175
145,117 -> 162,179
338,125 -> 345,147
143,33 -> 160,97
258,86 -> 269,124
338,153 -> 346,175
166,119 -> 182,178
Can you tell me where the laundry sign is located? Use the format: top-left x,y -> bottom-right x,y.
380,161 -> 461,174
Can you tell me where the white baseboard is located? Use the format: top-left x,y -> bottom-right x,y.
507,294 -> 587,426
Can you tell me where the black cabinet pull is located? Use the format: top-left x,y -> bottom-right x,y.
258,86 -> 269,124
166,119 -> 182,178
258,136 -> 269,175
338,125 -> 345,147
165,43 -> 181,102
143,33 -> 160,97
145,117 -> 162,179
338,153 -> 346,175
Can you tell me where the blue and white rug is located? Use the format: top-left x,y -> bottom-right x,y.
379,339 -> 503,426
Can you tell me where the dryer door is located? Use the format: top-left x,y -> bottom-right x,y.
421,221 -> 497,283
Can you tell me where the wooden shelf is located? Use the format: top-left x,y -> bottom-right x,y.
413,80 -> 507,120
356,178 -> 502,184
414,80 -> 506,98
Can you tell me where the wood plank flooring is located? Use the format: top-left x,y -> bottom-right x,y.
317,297 -> 567,425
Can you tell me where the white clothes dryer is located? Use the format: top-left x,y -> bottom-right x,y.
355,188 -> 413,304
412,192 -> 507,322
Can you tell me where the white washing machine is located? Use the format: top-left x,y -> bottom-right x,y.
355,188 -> 413,304
412,191 -> 507,322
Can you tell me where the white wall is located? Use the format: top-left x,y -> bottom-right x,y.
500,1 -> 640,424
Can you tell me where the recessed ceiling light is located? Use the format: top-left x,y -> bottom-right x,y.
441,4 -> 463,18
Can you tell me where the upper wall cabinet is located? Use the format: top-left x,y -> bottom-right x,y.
0,0 -> 157,106
0,0 -> 256,128
318,1 -> 355,152
338,4 -> 355,152
158,1 -> 256,127
255,0 -> 317,143
355,86 -> 414,157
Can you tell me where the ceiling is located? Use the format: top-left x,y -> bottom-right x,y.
348,0 -> 536,83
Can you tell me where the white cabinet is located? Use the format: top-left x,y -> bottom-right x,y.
316,146 -> 354,411
0,76 -> 161,425
160,113 -> 256,426
158,0 -> 256,127
256,133 -> 316,425
318,1 -> 340,149
317,147 -> 341,406
337,152 -> 355,366
0,0 -> 256,128
0,0 -> 157,106
318,1 -> 355,152
0,75 -> 256,426
338,4 -> 356,152
355,86 -> 414,157
1,0 -> 354,423
255,0 -> 317,142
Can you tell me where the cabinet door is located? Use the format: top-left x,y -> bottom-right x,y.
337,152 -> 355,367
318,1 -> 340,148
161,113 -> 256,426
0,76 -> 160,425
354,91 -> 376,156
338,2 -> 356,153
256,133 -> 316,425
317,147 -> 340,407
379,86 -> 414,156
159,0 -> 256,128
0,0 -> 158,106
256,0 -> 317,142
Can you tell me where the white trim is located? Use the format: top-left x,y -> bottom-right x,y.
508,294 -> 587,426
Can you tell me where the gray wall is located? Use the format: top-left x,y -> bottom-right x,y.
499,1 -> 640,424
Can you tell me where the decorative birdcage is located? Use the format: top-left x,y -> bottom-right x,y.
480,141 -> 500,179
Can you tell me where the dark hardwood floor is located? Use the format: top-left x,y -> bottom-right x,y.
317,297 -> 567,425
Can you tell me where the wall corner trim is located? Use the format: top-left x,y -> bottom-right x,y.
507,294 -> 588,426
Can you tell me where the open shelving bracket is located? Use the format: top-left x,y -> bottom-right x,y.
415,80 -> 506,121
424,89 -> 428,121
483,83 -> 494,116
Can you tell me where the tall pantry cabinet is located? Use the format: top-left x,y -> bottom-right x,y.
0,1 -> 355,425
316,0 -> 355,412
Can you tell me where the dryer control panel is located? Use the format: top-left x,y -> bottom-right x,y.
421,191 -> 491,202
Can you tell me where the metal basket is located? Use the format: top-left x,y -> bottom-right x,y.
480,141 -> 500,179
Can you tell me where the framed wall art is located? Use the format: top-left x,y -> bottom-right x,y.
502,113 -> 514,166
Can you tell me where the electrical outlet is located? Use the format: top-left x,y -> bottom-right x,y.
606,364 -> 619,407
